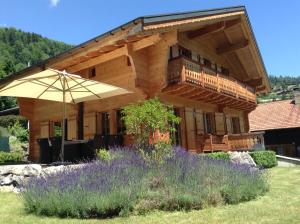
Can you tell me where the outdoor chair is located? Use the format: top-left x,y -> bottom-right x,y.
37,138 -> 52,164
93,134 -> 106,149
107,135 -> 123,148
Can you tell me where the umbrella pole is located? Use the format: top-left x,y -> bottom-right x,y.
61,74 -> 66,162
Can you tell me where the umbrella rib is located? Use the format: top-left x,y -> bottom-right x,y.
0,79 -> 33,92
19,74 -> 60,81
68,76 -> 102,99
32,79 -> 63,91
0,78 -> 54,93
69,82 -> 99,91
65,79 -> 75,104
36,76 -> 61,99
67,80 -> 88,91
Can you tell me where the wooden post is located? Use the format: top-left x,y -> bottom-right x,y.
178,107 -> 187,149
109,110 -> 117,135
78,102 -> 84,140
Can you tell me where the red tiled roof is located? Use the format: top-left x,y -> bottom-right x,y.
249,100 -> 300,131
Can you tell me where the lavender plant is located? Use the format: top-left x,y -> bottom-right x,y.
22,147 -> 268,218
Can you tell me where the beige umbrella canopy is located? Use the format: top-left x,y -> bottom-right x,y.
0,69 -> 131,161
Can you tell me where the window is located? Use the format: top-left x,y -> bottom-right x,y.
53,120 -> 67,139
54,121 -> 62,137
88,67 -> 96,78
203,113 -> 215,134
203,58 -> 211,68
231,117 -> 241,134
116,110 -> 126,134
221,67 -> 229,76
102,112 -> 110,135
178,46 -> 192,59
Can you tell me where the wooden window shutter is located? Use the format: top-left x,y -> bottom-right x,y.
67,116 -> 77,140
239,115 -> 245,133
195,109 -> 204,134
215,113 -> 225,135
84,112 -> 96,140
226,115 -> 232,134
40,121 -> 50,138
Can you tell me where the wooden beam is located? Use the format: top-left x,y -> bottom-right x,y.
188,22 -> 225,39
162,85 -> 188,94
187,18 -> 241,39
67,46 -> 128,73
216,39 -> 249,55
256,85 -> 266,92
132,34 -> 161,51
245,77 -> 262,87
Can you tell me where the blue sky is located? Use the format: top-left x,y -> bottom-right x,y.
0,0 -> 300,76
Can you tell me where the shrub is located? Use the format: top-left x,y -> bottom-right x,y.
206,152 -> 230,160
139,141 -> 174,165
122,98 -> 180,146
0,151 -> 23,164
8,121 -> 29,142
22,147 -> 269,218
249,150 -> 277,168
96,149 -> 111,161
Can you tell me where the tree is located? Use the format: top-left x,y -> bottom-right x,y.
122,98 -> 180,164
122,98 -> 180,145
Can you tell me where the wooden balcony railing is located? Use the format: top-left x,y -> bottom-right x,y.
202,132 -> 265,152
168,56 -> 256,103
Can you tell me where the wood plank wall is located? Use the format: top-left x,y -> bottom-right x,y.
17,31 -> 252,160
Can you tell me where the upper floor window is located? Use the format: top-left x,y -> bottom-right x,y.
203,58 -> 211,68
178,46 -> 192,59
221,67 -> 229,76
88,67 -> 96,78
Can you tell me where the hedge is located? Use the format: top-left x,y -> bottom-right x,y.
207,150 -> 277,169
206,152 -> 230,160
249,150 -> 277,168
0,151 -> 24,164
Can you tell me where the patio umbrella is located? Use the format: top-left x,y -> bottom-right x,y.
0,68 -> 130,161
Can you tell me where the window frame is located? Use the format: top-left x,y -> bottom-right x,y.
203,112 -> 216,135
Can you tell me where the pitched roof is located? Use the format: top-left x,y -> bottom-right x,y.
0,6 -> 270,92
249,100 -> 300,131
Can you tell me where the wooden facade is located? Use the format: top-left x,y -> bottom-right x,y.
9,7 -> 269,161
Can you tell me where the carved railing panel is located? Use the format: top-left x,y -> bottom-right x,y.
168,57 -> 256,103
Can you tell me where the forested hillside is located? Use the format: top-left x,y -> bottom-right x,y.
258,75 -> 300,103
0,27 -> 72,110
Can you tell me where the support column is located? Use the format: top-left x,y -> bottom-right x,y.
178,107 -> 187,150
78,102 -> 84,140
109,110 -> 117,135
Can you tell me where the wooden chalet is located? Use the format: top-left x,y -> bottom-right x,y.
0,6 -> 270,162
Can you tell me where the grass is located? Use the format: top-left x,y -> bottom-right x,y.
0,167 -> 299,224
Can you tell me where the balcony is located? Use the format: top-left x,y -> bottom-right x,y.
164,56 -> 257,110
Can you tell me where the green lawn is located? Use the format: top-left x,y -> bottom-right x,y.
0,167 -> 299,224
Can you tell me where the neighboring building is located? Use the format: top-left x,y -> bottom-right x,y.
0,6 -> 270,162
249,99 -> 300,157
